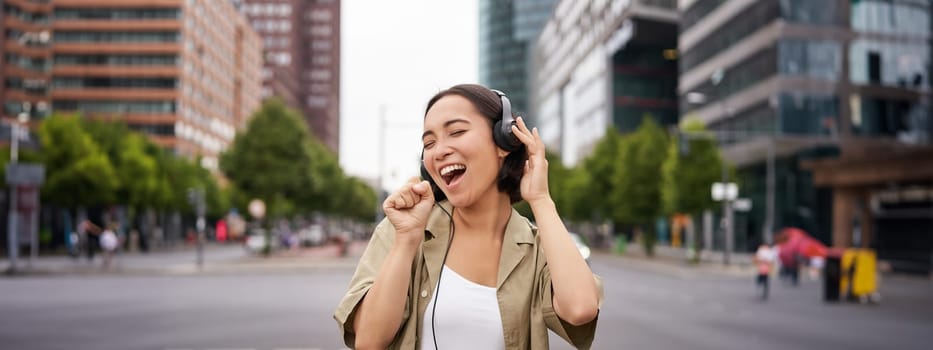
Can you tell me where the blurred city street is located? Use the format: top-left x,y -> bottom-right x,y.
1,0 -> 932,349
1,245 -> 931,350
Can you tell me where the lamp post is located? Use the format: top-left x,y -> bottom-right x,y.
710,68 -> 735,265
683,66 -> 777,263
6,104 -> 30,273
375,105 -> 421,224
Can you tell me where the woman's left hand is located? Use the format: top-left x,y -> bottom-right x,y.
512,117 -> 550,205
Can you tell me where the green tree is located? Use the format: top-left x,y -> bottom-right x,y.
614,117 -> 669,255
561,166 -> 593,222
339,176 -> 377,221
579,127 -> 624,222
661,119 -> 723,216
38,115 -> 119,207
220,99 -> 313,218
302,138 -> 343,213
116,134 -> 161,211
615,117 -> 668,224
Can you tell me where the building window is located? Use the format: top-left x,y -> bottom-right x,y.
312,41 -> 331,51
680,0 -> 780,73
853,95 -> 930,144
779,0 -> 840,26
682,46 -> 779,114
52,77 -> 177,89
851,0 -> 930,36
53,54 -> 177,66
849,39 -> 930,89
54,31 -> 180,43
53,8 -> 181,20
53,100 -> 176,114
778,93 -> 838,136
681,0 -> 724,31
128,123 -> 175,136
309,25 -> 331,36
308,9 -> 331,21
778,40 -> 841,81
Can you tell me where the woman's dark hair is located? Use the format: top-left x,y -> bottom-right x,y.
423,84 -> 527,204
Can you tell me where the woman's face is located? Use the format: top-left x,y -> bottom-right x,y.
422,95 -> 508,207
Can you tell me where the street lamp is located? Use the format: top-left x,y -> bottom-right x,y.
6,103 -> 31,273
709,70 -> 734,264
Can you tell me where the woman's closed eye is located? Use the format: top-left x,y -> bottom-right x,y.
423,130 -> 466,149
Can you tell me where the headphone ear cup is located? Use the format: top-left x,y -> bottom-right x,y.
493,120 -> 520,152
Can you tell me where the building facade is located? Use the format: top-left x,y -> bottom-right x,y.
479,0 -> 556,119
680,0 -> 932,273
1,0 -> 263,169
530,0 -> 679,165
236,0 -> 340,153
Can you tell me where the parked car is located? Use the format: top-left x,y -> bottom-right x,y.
570,233 -> 591,262
244,229 -> 278,254
299,224 -> 326,247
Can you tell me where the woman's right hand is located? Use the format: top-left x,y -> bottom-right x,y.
383,178 -> 435,246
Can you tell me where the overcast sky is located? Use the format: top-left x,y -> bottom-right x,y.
340,0 -> 478,193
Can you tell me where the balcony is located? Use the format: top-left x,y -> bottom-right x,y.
5,0 -> 53,13
2,41 -> 52,58
3,15 -> 50,32
50,88 -> 178,100
52,43 -> 181,55
4,89 -> 50,104
3,65 -> 50,80
52,65 -> 180,78
53,0 -> 183,8
53,19 -> 181,32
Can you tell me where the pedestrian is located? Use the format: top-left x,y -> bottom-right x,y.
334,84 -> 602,349
80,220 -> 102,262
99,224 -> 119,270
754,243 -> 775,300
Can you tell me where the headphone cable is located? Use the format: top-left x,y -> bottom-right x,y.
432,204 -> 454,350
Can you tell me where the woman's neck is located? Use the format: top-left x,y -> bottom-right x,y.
452,192 -> 512,241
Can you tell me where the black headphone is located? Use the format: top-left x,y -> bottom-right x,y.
420,88 -> 522,195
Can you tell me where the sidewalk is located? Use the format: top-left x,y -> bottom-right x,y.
1,240 -> 369,276
596,244 -> 756,279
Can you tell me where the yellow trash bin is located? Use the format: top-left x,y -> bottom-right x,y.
840,248 -> 880,303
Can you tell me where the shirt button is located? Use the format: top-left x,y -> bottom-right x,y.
421,290 -> 428,298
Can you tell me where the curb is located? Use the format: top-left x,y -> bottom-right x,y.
594,251 -> 754,279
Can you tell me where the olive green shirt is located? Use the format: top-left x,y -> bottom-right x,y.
334,201 -> 603,349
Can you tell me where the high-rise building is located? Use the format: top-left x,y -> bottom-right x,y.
530,0 -> 679,165
680,0 -> 932,273
237,0 -> 341,153
479,0 -> 556,118
0,0 -> 263,169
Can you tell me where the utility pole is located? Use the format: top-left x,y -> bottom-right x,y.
6,105 -> 30,274
679,129 -> 786,265
764,138 -> 775,244
376,105 -> 386,223
188,188 -> 206,269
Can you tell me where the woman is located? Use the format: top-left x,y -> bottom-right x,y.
334,84 -> 602,349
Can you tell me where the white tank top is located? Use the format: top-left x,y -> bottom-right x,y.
420,265 -> 505,350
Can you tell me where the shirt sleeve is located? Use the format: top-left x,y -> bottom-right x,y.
333,219 -> 409,348
539,264 -> 604,349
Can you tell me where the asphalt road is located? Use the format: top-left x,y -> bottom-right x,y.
1,253 -> 931,350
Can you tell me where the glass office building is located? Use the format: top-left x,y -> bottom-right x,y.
680,0 -> 932,273
479,0 -> 556,118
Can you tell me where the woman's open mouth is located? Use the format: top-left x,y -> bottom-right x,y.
439,164 -> 466,188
